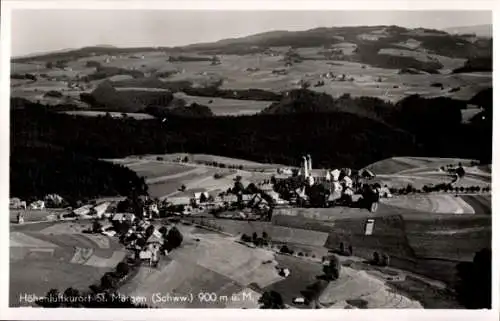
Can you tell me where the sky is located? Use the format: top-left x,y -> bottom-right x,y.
11,10 -> 492,57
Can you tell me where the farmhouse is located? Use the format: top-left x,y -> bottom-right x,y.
93,202 -> 111,218
139,243 -> 161,265
146,230 -> 163,245
73,204 -> 93,217
194,192 -> 210,203
16,212 -> 25,224
167,195 -> 193,206
29,200 -> 45,210
112,213 -> 136,224
10,198 -> 26,209
44,194 -> 64,207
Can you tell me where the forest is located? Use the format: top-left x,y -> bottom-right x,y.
10,88 -> 492,199
10,146 -> 148,203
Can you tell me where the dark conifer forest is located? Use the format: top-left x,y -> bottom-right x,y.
10,88 -> 492,200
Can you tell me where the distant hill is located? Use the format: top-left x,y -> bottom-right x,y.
13,47 -> 77,60
12,25 -> 492,73
443,24 -> 492,38
178,25 -> 491,60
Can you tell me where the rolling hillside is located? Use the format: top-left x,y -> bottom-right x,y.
13,25 -> 492,73
443,24 -> 492,38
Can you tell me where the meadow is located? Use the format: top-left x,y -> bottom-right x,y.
12,50 -> 491,116
9,222 -> 125,307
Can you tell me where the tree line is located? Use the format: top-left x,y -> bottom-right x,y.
10,87 -> 491,200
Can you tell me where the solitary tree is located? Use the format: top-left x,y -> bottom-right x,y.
456,248 -> 492,309
323,255 -> 341,280
100,273 -> 115,289
339,242 -> 345,254
63,287 -> 81,307
158,226 -> 168,236
165,226 -> 183,249
258,291 -> 285,309
241,234 -> 252,243
145,225 -> 155,239
380,253 -> 390,267
136,237 -> 146,248
456,165 -> 466,178
92,220 -> 102,233
116,262 -> 130,277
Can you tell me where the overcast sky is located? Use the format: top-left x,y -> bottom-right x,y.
11,10 -> 492,56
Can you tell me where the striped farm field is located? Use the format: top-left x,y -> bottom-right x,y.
61,111 -> 155,119
365,157 -> 479,175
380,195 -> 475,214
126,161 -> 198,179
318,267 -> 423,308
10,260 -> 110,307
460,195 -> 491,214
174,92 -> 273,116
10,222 -> 127,307
118,227 -> 282,308
189,217 -> 329,247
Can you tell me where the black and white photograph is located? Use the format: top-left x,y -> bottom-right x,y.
2,3 -> 496,317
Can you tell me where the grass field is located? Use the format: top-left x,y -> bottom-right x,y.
365,157 -> 479,175
189,217 -> 329,247
10,222 -> 125,307
110,155 -> 274,199
174,92 -> 273,116
118,225 -> 281,308
158,153 -> 284,170
61,111 -> 155,119
124,161 -> 195,179
263,254 -> 325,308
11,48 -> 491,109
380,195 -> 475,214
10,260 -> 110,307
460,195 -> 491,214
272,210 -> 490,286
318,266 -> 423,308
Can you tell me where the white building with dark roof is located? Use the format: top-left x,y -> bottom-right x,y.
112,213 -> 136,223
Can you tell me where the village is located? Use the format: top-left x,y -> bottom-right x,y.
10,153 -> 478,270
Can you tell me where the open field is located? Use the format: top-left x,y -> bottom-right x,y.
174,92 -> 273,116
60,111 -> 155,119
272,210 -> 490,286
151,153 -> 285,170
10,260 -> 109,307
380,195 -> 475,214
189,217 -> 329,247
365,156 -> 480,175
460,195 -> 491,214
318,266 -> 423,308
118,225 -> 281,308
10,222 -> 125,307
122,160 -> 195,179
108,155 -> 274,199
263,254 -> 325,308
12,50 -> 491,111
9,209 -> 70,223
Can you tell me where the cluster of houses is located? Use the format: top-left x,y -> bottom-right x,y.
100,212 -> 167,266
10,193 -> 66,211
318,72 -> 354,82
273,155 -> 391,208
165,186 -> 284,218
